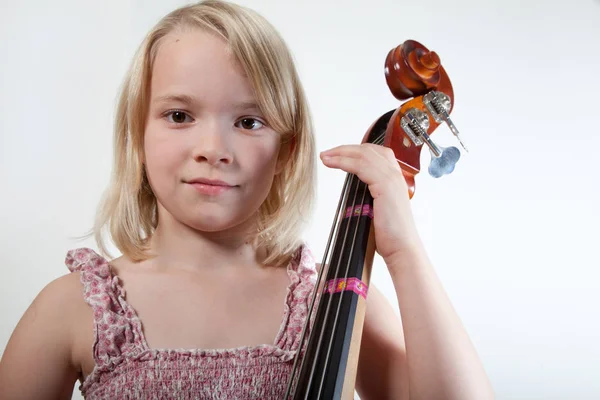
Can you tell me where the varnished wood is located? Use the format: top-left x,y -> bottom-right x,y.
340,229 -> 375,399
384,40 -> 455,198
287,39 -> 456,399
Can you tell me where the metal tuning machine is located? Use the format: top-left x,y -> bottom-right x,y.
400,108 -> 461,178
423,91 -> 468,152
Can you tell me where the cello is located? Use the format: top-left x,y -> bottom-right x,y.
284,39 -> 468,399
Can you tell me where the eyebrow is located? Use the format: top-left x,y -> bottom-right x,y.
152,94 -> 261,112
153,94 -> 196,106
233,101 -> 261,112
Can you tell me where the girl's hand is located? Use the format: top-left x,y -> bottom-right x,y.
320,143 -> 422,263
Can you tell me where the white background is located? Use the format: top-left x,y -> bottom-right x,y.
1,0 -> 599,399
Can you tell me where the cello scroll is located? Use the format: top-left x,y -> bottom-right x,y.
381,39 -> 467,197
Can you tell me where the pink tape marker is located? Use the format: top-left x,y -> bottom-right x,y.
324,277 -> 369,300
344,204 -> 374,219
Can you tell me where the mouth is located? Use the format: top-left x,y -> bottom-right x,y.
186,178 -> 235,187
185,178 -> 237,195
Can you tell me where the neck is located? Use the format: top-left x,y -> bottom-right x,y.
146,211 -> 266,273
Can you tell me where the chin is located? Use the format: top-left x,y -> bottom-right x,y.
184,212 -> 254,235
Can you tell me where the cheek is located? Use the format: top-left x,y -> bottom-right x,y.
249,141 -> 281,177
243,143 -> 281,202
143,127 -> 185,183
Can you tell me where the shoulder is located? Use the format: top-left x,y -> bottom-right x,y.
16,271 -> 93,359
15,271 -> 93,357
0,273 -> 90,398
30,272 -> 87,317
27,272 -> 91,339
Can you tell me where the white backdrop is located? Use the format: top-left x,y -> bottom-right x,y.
1,0 -> 599,399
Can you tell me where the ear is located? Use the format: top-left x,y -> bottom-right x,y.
275,136 -> 296,175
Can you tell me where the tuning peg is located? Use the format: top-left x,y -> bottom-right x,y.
423,91 -> 468,152
400,108 -> 461,178
418,126 -> 461,178
428,145 -> 461,178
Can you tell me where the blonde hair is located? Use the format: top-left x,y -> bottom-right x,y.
91,0 -> 316,267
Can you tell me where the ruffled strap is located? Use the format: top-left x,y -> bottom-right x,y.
65,248 -> 145,371
275,243 -> 319,352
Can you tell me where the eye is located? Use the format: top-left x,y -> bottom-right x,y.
236,118 -> 265,130
164,110 -> 193,124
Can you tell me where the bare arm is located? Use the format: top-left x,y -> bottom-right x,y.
353,243 -> 494,400
355,283 -> 409,400
385,243 -> 494,400
0,273 -> 84,399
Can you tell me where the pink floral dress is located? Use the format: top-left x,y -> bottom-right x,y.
65,244 -> 317,399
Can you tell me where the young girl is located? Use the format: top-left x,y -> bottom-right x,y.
0,1 -> 494,399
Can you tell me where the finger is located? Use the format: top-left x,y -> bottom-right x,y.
320,153 -> 394,186
320,144 -> 363,159
322,144 -> 400,172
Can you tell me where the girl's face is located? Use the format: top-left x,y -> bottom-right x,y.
144,28 -> 285,236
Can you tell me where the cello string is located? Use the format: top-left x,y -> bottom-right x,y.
315,177 -> 368,397
298,132 -> 387,399
284,173 -> 352,399
305,170 -> 362,400
313,133 -> 386,398
286,131 -> 387,399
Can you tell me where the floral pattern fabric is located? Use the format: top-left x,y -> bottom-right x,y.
65,244 -> 317,399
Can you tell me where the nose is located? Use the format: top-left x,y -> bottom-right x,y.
191,120 -> 233,166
